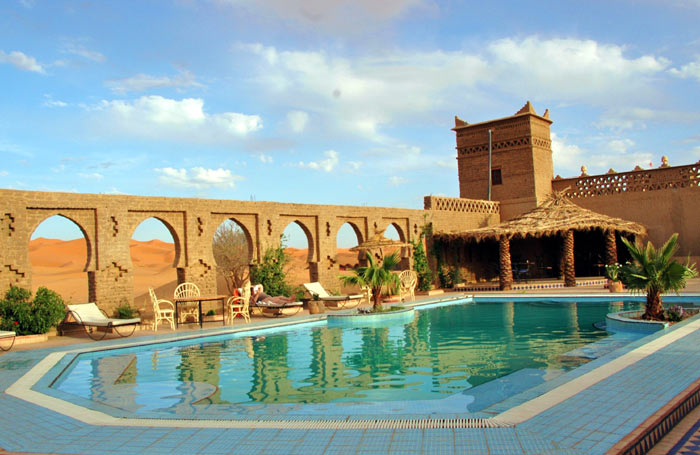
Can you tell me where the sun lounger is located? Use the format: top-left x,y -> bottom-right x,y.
253,299 -> 303,317
303,282 -> 363,309
0,330 -> 16,351
65,303 -> 141,340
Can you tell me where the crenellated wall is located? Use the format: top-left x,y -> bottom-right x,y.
0,189 -> 497,315
552,163 -> 700,261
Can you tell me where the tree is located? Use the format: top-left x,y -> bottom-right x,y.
340,251 -> 401,310
411,233 -> 433,291
212,220 -> 250,294
250,238 -> 292,297
620,233 -> 697,320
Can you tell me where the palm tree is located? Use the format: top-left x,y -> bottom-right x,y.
620,233 -> 697,320
340,251 -> 402,311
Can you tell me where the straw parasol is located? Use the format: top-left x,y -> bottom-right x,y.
434,192 -> 647,289
350,227 -> 411,261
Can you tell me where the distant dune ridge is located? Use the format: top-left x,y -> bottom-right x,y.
28,238 -> 362,309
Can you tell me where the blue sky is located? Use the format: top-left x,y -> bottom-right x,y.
4,0 -> 700,245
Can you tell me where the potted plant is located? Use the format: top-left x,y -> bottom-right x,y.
340,251 -> 401,312
620,233 -> 697,320
604,263 -> 624,293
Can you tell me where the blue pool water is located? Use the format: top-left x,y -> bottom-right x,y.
52,299 -> 644,412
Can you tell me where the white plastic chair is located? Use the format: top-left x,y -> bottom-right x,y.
227,282 -> 251,324
149,287 -> 175,331
174,282 -> 200,323
399,270 -> 418,302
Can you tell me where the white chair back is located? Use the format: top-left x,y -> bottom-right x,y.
174,282 -> 200,299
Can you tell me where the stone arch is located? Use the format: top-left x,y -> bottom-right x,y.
211,217 -> 254,294
335,221 -> 365,270
212,217 -> 255,263
28,213 -> 93,272
128,215 -> 182,268
282,219 -> 316,263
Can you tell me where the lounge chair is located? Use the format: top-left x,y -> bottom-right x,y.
65,303 -> 141,341
174,282 -> 200,323
303,282 -> 363,310
399,270 -> 418,302
0,330 -> 16,351
149,287 -> 175,331
227,282 -> 251,324
251,284 -> 303,317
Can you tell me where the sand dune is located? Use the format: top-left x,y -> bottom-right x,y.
28,238 -> 364,308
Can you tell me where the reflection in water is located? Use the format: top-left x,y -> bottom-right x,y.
56,300 -> 643,408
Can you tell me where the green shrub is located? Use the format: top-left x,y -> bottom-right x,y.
206,309 -> 217,316
411,235 -> 433,291
448,267 -> 462,287
0,286 -> 66,335
116,301 -> 137,319
437,263 -> 452,289
250,237 -> 292,297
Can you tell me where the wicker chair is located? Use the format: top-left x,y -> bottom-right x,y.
227,282 -> 252,324
399,270 -> 418,302
174,282 -> 200,323
149,287 -> 175,331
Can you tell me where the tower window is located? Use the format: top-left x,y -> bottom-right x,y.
491,169 -> 503,185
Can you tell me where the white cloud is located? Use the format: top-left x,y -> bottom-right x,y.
106,70 -> 203,93
597,107 -> 700,130
19,0 -> 34,8
607,138 -> 635,155
286,110 -> 309,133
155,167 -> 242,189
486,37 -> 669,103
0,171 -> 8,177
60,42 -> 106,63
239,37 -> 669,141
297,150 -> 339,172
91,96 -> 262,143
551,132 -> 653,177
0,50 -> 45,74
78,172 -> 104,179
216,0 -> 425,32
389,176 -> 407,186
258,154 -> 273,163
669,57 -> 700,82
44,100 -> 68,108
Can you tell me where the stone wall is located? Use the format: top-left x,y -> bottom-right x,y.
0,189 -> 497,315
552,163 -> 700,261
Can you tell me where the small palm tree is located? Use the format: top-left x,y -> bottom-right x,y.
621,233 -> 697,320
340,251 -> 402,311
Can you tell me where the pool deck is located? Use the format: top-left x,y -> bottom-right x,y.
2,280 -> 700,455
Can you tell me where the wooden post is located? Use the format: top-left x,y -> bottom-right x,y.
499,236 -> 513,291
563,230 -> 576,287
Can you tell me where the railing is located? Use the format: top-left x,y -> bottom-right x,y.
424,196 -> 500,214
552,163 -> 699,199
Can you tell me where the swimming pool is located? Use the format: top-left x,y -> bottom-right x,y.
51,299 -> 644,415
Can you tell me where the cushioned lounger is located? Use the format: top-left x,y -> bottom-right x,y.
303,282 -> 363,309
66,303 -> 141,340
0,330 -> 16,351
254,300 -> 303,317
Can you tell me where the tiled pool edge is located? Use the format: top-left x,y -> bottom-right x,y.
607,375 -> 700,455
6,296 -> 700,433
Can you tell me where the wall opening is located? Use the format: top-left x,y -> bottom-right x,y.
212,219 -> 253,295
282,221 -> 314,286
29,215 -> 89,304
130,217 -> 177,312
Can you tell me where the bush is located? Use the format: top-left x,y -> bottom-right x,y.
411,236 -> 433,291
0,286 -> 66,335
206,309 -> 217,316
448,267 -> 462,287
666,305 -> 685,322
437,263 -> 452,289
250,238 -> 292,297
116,301 -> 137,319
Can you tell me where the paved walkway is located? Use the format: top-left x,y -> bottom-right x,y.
1,280 -> 699,455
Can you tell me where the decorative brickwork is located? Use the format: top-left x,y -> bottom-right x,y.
552,163 -> 700,198
424,196 -> 500,214
0,189 -> 488,314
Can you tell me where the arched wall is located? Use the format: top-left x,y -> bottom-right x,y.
0,189 -> 487,315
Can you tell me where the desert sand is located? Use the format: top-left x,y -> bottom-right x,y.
28,238 -> 364,310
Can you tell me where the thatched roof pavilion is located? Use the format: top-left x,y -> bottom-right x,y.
433,193 -> 647,290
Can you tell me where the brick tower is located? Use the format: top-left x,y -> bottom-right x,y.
453,102 -> 554,220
